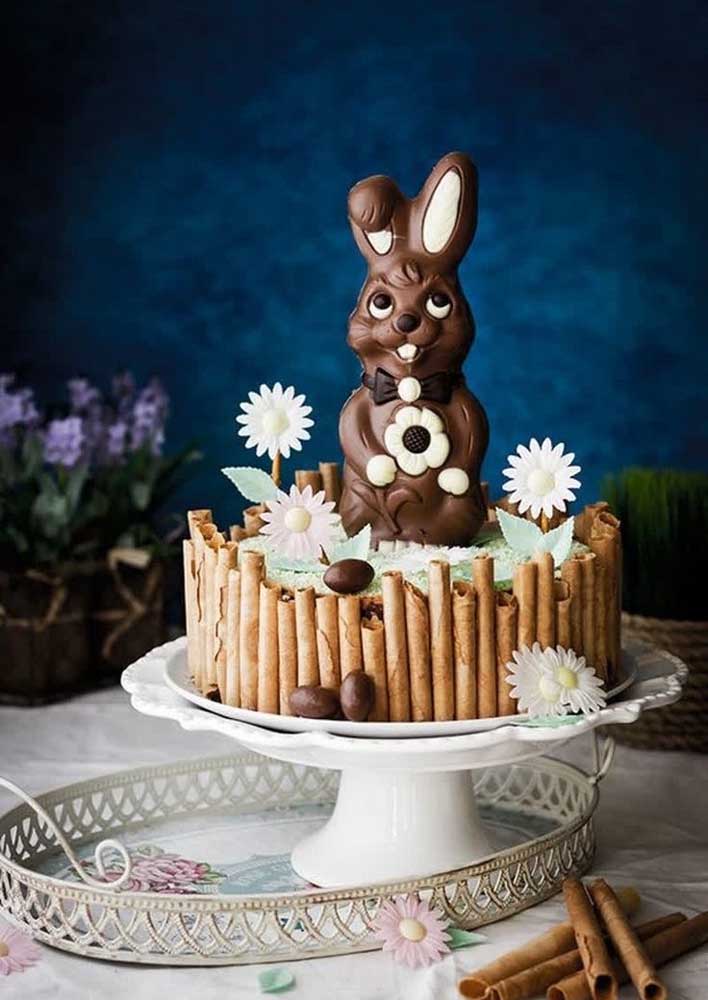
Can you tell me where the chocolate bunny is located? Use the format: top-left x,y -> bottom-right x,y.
338,152 -> 489,547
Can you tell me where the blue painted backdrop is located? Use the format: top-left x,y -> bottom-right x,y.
4,1 -> 707,526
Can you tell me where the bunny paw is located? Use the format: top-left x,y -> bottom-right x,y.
366,455 -> 396,487
438,468 -> 469,495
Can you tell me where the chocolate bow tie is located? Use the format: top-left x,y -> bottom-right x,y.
362,367 -> 461,405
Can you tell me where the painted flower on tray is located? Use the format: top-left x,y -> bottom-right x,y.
0,919 -> 41,976
502,437 -> 581,520
506,643 -> 606,718
384,405 -> 450,476
236,383 -> 314,460
260,484 -> 338,560
75,844 -> 225,894
374,895 -> 451,969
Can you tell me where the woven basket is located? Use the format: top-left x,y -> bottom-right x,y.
611,612 -> 708,752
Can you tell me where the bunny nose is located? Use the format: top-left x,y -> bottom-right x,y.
396,313 -> 420,333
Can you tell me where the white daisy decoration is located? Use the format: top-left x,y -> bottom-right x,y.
502,437 -> 581,521
236,383 -> 313,461
260,484 -> 338,560
384,405 -> 450,477
505,643 -> 606,718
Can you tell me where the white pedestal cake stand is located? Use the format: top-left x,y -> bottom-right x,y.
121,638 -> 686,888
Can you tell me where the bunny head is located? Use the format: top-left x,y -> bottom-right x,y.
347,152 -> 478,381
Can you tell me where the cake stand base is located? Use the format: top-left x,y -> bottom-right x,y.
291,767 -> 492,886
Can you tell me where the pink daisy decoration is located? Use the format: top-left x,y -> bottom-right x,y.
0,920 -> 41,976
373,895 -> 451,968
260,484 -> 338,560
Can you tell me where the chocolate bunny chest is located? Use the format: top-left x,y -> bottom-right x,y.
339,152 -> 489,547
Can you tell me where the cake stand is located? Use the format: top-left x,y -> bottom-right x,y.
122,638 -> 686,888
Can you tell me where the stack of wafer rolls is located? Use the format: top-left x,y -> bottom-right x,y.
183,498 -> 623,722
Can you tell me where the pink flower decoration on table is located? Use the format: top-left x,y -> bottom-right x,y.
0,920 -> 41,976
374,895 -> 451,968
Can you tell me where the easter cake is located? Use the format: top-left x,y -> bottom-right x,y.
182,153 -> 621,724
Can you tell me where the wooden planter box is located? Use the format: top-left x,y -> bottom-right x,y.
0,554 -> 167,705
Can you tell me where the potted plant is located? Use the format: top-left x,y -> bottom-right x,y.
0,372 -> 199,704
603,467 -> 708,751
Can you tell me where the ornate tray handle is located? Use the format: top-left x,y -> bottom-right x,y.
589,731 -> 616,786
0,775 -> 132,891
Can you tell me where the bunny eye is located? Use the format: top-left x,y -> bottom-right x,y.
425,292 -> 452,319
368,292 -> 394,320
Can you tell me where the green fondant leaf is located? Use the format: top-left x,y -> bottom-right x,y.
222,466 -> 278,504
535,515 -> 575,566
268,552 -> 321,573
495,508 -> 543,557
258,967 -> 295,994
332,523 -> 372,562
447,927 -> 488,949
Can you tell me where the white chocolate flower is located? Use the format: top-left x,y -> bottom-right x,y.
260,484 -> 338,560
502,437 -> 581,520
505,643 -> 606,718
236,383 -> 313,460
384,406 -> 450,477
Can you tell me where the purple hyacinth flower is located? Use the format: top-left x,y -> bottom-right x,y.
0,375 -> 40,444
130,379 -> 168,455
44,416 -> 85,468
68,377 -> 101,413
105,420 -> 127,460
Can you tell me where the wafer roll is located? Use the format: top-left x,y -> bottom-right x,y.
382,571 -> 411,721
295,469 -> 323,494
361,615 -> 388,721
574,502 -> 610,545
458,887 -> 640,998
203,534 -> 222,690
338,595 -> 363,679
496,591 -> 518,716
588,880 -> 666,1000
535,550 -> 555,649
319,461 -> 342,506
244,504 -> 266,536
193,521 -> 216,692
295,587 -> 319,686
478,914 -> 683,1000
187,509 -> 212,541
577,553 -> 596,666
316,593 -> 341,689
555,579 -> 572,649
183,540 -> 199,680
215,542 -> 238,700
238,549 -> 265,709
277,594 -> 297,715
590,512 -> 622,682
257,580 -> 281,713
561,557 -> 583,653
562,878 -> 617,1000
225,568 -> 241,706
229,524 -> 249,543
404,581 -> 433,722
474,555 -> 497,718
453,581 -> 477,720
548,913 -> 699,1000
429,560 -> 454,721
514,560 -> 537,652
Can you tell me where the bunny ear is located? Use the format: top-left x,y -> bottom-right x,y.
348,174 -> 404,263
414,152 -> 478,267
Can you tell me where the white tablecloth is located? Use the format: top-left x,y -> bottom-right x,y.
1,686 -> 707,999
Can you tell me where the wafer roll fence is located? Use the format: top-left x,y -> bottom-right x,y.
182,466 -> 622,721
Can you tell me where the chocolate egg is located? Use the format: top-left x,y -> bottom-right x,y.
324,558 -> 375,595
340,670 -> 375,722
289,685 -> 340,720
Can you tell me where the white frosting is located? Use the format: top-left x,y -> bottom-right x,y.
438,467 -> 469,495
397,376 -> 421,402
422,168 -> 461,253
366,454 -> 396,486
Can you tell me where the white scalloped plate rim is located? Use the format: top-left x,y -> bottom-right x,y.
121,638 -> 687,755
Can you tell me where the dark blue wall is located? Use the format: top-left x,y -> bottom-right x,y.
4,1 -> 707,526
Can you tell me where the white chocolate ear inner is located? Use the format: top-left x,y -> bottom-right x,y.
422,168 -> 461,253
365,228 -> 393,254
